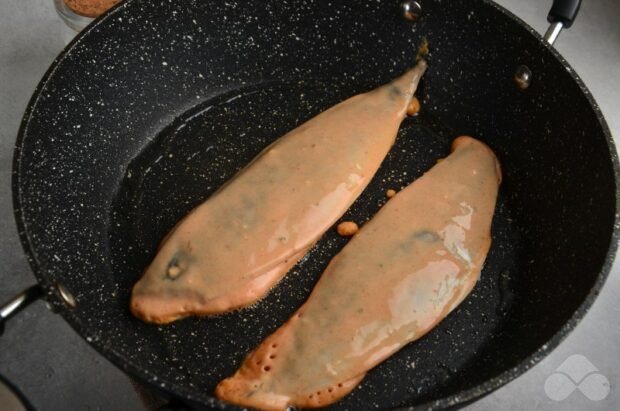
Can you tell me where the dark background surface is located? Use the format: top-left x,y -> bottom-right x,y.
0,0 -> 618,410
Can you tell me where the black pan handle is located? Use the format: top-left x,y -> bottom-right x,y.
548,0 -> 582,28
544,0 -> 582,45
0,285 -> 44,335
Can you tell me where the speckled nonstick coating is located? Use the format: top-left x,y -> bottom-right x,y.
13,0 -> 619,409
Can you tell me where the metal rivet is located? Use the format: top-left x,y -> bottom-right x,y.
400,1 -> 422,21
55,283 -> 76,308
514,65 -> 533,90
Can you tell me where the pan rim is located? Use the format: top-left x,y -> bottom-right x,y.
11,0 -> 620,409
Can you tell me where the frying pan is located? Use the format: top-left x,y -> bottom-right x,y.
2,0 -> 618,409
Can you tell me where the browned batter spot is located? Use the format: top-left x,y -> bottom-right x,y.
63,0 -> 120,17
416,37 -> 430,62
386,189 -> 397,198
337,221 -> 359,237
406,96 -> 421,116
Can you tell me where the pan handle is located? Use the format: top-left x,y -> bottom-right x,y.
0,285 -> 44,335
545,0 -> 582,45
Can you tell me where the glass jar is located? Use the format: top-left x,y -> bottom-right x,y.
53,0 -> 120,32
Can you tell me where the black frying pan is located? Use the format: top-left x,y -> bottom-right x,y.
3,0 -> 618,409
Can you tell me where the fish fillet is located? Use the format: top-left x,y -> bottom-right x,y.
215,136 -> 501,410
131,60 -> 428,324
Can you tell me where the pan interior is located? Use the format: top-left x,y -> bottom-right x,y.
109,81 -> 521,408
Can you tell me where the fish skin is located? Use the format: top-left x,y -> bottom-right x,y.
131,61 -> 428,324
215,136 -> 501,410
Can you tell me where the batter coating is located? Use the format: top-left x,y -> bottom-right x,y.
131,60 -> 428,324
216,136 -> 501,410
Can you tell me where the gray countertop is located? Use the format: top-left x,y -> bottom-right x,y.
0,0 -> 618,410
